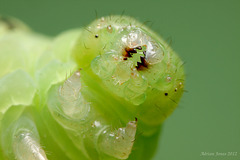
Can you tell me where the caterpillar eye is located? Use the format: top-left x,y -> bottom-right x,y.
95,34 -> 99,38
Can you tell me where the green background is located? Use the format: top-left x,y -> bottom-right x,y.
0,0 -> 239,159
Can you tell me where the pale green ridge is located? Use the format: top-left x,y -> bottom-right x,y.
0,70 -> 36,113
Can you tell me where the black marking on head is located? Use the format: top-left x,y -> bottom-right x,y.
123,47 -> 135,57
164,93 -> 168,96
123,46 -> 149,70
174,88 -> 178,92
125,47 -> 137,54
136,46 -> 142,50
143,51 -> 146,56
136,57 -> 148,70
95,34 -> 99,38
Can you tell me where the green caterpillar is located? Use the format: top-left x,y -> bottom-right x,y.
0,15 -> 185,160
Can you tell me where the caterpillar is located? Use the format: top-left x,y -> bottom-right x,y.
0,15 -> 185,160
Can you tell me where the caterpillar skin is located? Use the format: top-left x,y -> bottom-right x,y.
0,15 -> 185,160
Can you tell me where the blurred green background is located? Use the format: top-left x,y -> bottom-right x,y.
0,0 -> 239,159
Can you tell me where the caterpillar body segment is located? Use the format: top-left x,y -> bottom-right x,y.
0,70 -> 36,114
98,120 -> 137,159
0,15 -> 185,160
47,71 -> 137,159
0,106 -> 48,160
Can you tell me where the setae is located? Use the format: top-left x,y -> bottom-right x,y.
0,15 -> 185,160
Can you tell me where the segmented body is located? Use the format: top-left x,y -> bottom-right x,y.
0,16 -> 185,160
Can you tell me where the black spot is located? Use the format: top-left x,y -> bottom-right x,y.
123,46 -> 149,70
136,56 -> 148,70
95,34 -> 99,38
143,51 -> 146,56
123,47 -> 137,57
164,93 -> 168,96
174,88 -> 177,92
125,47 -> 137,54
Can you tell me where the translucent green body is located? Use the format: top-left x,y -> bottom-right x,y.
0,16 -> 185,160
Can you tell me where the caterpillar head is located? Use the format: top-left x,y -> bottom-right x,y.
72,16 -> 185,128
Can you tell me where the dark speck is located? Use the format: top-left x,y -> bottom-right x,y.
135,117 -> 138,122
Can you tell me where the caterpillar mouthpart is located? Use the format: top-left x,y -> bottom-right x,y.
71,16 -> 185,128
